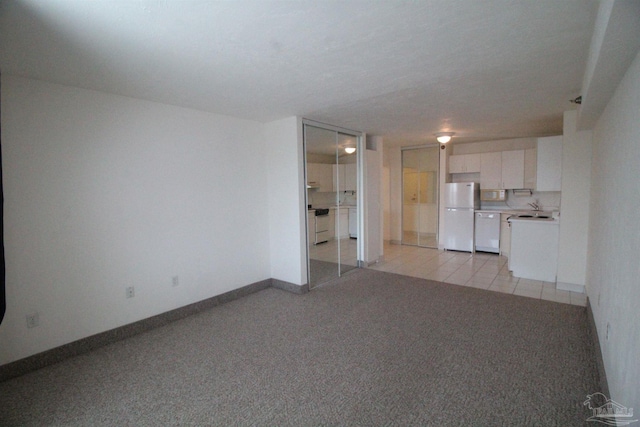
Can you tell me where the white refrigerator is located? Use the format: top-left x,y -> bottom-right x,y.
443,182 -> 480,252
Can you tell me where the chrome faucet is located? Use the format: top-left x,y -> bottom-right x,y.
528,201 -> 541,211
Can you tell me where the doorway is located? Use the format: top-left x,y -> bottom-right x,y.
401,146 -> 440,248
304,122 -> 360,288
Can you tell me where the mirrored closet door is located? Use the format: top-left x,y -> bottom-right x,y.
304,122 -> 359,288
402,146 -> 440,248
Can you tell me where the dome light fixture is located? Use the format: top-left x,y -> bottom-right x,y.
344,146 -> 356,154
435,132 -> 455,143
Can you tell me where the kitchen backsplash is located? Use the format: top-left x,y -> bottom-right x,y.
481,190 -> 561,211
309,191 -> 357,207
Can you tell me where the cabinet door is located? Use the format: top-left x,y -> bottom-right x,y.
307,163 -> 319,188
524,148 -> 537,190
465,154 -> 481,172
307,214 -> 315,245
327,210 -> 335,239
449,155 -> 466,173
336,210 -> 349,238
307,163 -> 332,191
536,136 -> 562,191
480,152 -> 502,189
317,164 -> 333,192
345,163 -> 357,191
501,150 -> 524,189
449,154 -> 480,173
332,164 -> 346,192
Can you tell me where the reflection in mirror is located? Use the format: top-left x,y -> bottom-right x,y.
337,133 -> 358,276
304,124 -> 358,288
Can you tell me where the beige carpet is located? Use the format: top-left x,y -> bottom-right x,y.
0,268 -> 601,426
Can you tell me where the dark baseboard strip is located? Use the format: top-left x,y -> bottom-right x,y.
271,279 -> 309,294
0,278 -> 277,382
587,298 -> 610,397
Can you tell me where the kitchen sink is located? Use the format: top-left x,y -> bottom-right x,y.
510,211 -> 555,221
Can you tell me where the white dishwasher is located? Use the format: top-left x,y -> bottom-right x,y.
475,211 -> 500,253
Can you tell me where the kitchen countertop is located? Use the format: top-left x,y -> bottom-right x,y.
509,217 -> 559,224
309,205 -> 356,210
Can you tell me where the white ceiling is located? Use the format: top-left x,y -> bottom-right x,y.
0,0 -> 600,146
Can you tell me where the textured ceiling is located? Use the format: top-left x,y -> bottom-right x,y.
0,0 -> 599,146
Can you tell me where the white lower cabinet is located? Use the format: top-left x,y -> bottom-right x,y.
307,212 -> 315,245
508,219 -> 559,282
337,208 -> 349,238
327,210 -> 336,240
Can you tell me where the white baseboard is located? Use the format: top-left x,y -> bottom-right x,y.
556,281 -> 585,294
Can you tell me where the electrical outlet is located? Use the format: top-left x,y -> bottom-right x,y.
172,276 -> 179,287
606,322 -> 611,340
126,286 -> 135,299
26,313 -> 40,328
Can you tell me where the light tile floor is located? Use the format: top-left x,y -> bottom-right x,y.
368,242 -> 587,307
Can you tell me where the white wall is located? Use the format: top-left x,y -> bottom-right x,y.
384,146 -> 402,243
556,110 -> 592,292
438,142 -> 452,249
265,117 -> 307,286
382,166 -> 391,242
588,50 -> 640,413
0,76 -> 271,365
363,135 -> 383,264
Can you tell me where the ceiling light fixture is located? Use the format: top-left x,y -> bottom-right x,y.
344,147 -> 356,154
435,132 -> 455,143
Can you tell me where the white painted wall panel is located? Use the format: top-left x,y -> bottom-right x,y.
0,76 -> 271,365
588,50 -> 640,413
556,110 -> 591,291
265,117 -> 306,286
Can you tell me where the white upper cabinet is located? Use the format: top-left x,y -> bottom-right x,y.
480,150 -> 526,189
332,163 -> 356,192
536,136 -> 562,191
332,164 -> 345,192
524,148 -> 537,190
307,163 -> 333,192
501,150 -> 524,189
447,143 -> 547,190
480,152 -> 502,189
345,163 -> 357,191
449,154 -> 481,173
